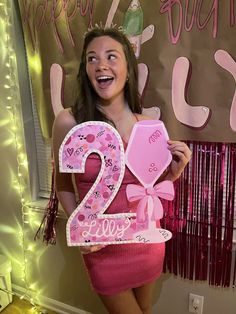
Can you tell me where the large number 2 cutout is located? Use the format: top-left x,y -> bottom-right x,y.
60,121 -> 135,246
59,121 -> 172,246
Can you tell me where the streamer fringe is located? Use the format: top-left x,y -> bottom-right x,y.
162,142 -> 236,288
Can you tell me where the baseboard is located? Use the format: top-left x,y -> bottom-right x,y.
12,284 -> 92,314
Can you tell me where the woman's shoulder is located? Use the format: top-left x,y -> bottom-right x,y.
53,108 -> 77,129
52,108 -> 77,139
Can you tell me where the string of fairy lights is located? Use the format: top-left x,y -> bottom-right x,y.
1,1 -> 42,312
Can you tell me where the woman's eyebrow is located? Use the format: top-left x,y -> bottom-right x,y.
86,49 -> 121,55
106,49 -> 120,54
86,50 -> 96,55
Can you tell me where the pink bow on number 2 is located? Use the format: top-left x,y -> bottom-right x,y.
126,180 -> 175,223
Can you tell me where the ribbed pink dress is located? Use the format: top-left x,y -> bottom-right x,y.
75,143 -> 165,295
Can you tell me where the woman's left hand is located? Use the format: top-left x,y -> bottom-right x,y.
166,140 -> 192,181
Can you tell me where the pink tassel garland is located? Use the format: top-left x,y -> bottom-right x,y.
34,165 -> 59,245
162,142 -> 236,288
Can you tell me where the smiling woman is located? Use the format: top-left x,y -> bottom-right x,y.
71,27 -> 142,126
52,27 -> 191,314
85,36 -> 128,104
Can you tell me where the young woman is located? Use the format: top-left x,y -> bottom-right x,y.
52,27 -> 191,314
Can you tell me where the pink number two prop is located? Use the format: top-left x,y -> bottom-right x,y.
59,121 -> 173,246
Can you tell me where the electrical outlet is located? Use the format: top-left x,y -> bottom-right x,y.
189,293 -> 204,314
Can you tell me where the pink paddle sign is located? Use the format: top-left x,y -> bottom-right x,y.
125,120 -> 174,242
59,121 -> 137,246
59,121 -> 173,246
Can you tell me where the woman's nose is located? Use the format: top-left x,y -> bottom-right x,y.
96,60 -> 109,71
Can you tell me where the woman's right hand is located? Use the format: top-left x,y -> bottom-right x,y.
80,244 -> 106,254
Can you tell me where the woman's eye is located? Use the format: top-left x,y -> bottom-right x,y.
87,56 -> 96,63
108,54 -> 116,60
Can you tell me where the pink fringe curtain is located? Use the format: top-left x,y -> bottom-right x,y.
162,141 -> 236,288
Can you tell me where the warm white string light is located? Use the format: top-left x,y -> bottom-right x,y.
2,0 -> 29,292
0,1 -> 41,311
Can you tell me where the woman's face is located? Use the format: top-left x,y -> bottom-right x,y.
85,36 -> 128,105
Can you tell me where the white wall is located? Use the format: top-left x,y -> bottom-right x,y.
153,274 -> 236,314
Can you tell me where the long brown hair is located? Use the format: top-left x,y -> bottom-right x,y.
71,27 -> 142,124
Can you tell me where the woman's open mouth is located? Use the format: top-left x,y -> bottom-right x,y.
96,75 -> 114,88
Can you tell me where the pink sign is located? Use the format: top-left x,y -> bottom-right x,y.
125,120 -> 174,242
126,120 -> 172,186
59,121 -> 174,246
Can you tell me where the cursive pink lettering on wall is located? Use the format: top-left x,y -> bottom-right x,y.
20,0 -> 94,53
160,0 -> 219,44
230,0 -> 235,27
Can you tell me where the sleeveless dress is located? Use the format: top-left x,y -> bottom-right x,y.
74,137 -> 165,296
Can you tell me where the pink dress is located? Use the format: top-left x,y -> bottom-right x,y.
75,142 -> 165,296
